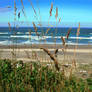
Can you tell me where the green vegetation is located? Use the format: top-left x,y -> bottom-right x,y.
0,59 -> 92,92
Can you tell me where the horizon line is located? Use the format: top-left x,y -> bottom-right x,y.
0,26 -> 92,29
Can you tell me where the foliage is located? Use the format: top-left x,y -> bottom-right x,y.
0,59 -> 91,92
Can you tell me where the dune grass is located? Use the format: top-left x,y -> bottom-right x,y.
0,59 -> 92,92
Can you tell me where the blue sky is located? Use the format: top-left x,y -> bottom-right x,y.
0,0 -> 92,27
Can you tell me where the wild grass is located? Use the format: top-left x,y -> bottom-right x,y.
32,22 -> 39,36
50,3 -> 53,17
55,7 -> 58,20
8,22 -> 11,32
41,48 -> 60,71
3,0 -> 92,92
66,28 -> 72,40
0,59 -> 92,92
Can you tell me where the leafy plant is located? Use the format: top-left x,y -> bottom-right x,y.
0,59 -> 91,92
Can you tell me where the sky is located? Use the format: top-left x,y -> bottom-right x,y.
0,0 -> 92,27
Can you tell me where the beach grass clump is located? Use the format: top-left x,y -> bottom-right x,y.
0,59 -> 91,92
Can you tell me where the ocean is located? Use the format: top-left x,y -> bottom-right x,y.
0,27 -> 92,45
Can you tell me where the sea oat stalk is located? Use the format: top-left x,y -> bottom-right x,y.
32,22 -> 39,36
61,37 -> 66,46
41,48 -> 60,71
66,28 -> 72,40
8,22 -> 11,31
50,3 -> 53,16
55,7 -> 58,20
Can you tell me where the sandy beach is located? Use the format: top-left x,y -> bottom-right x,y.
0,44 -> 92,49
0,44 -> 92,65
